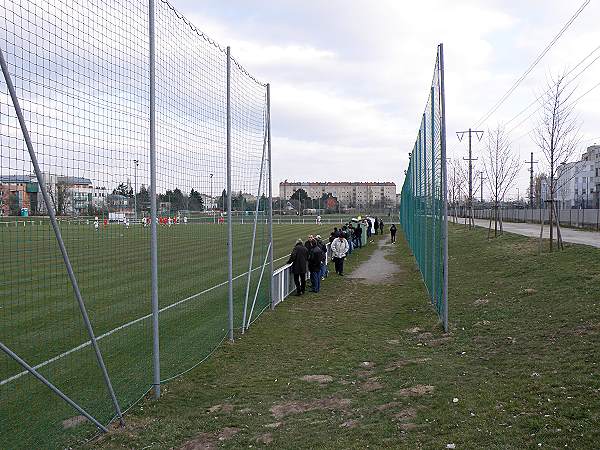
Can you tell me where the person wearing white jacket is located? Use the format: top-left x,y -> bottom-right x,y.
331,234 -> 349,275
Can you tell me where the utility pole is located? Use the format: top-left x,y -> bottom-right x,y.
457,128 -> 483,228
479,171 -> 486,203
524,152 -> 539,208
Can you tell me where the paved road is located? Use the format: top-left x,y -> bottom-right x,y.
471,219 -> 600,249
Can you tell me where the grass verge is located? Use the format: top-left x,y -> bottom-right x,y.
86,225 -> 599,449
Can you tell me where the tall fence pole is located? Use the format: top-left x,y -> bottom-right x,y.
267,84 -> 275,309
439,43 -> 449,333
0,45 -> 124,424
430,86 -> 436,306
148,0 -> 161,399
226,46 -> 234,342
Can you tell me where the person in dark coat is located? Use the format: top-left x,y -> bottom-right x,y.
374,217 -> 380,235
308,242 -> 324,293
329,227 -> 338,243
287,239 -> 309,295
316,235 -> 328,280
379,218 -> 385,235
390,224 -> 397,243
354,223 -> 362,248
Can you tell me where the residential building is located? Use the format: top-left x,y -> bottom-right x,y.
0,175 -> 37,216
556,145 -> 600,209
279,181 -> 397,209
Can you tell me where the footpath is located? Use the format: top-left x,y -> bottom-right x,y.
471,218 -> 600,248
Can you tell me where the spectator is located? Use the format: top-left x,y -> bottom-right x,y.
308,241 -> 324,293
366,218 -> 372,237
374,217 -> 379,235
390,224 -> 397,243
305,234 -> 315,250
287,239 -> 309,296
316,235 -> 328,280
329,227 -> 338,243
331,233 -> 349,276
354,222 -> 362,248
379,218 -> 385,235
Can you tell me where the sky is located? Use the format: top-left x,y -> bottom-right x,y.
171,0 -> 600,199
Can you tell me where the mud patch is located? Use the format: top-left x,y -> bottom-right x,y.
62,415 -> 87,429
300,374 -> 334,384
347,240 -> 402,284
256,433 -> 273,445
340,419 -> 359,428
385,358 -> 431,372
360,378 -> 384,392
208,404 -> 234,414
397,385 -> 435,397
180,427 -> 240,450
405,326 -> 423,334
270,398 -> 351,419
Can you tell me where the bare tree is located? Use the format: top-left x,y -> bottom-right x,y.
47,180 -> 71,216
483,125 -> 520,238
532,73 -> 581,251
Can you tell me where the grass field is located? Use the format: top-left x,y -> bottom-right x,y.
77,225 -> 600,449
0,221 -> 338,449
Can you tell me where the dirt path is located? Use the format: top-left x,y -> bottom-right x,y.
347,238 -> 401,284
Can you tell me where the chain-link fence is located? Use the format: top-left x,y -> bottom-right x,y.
0,0 -> 273,448
399,44 -> 448,331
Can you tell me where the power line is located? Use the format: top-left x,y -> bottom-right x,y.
504,43 -> 600,128
472,0 -> 590,129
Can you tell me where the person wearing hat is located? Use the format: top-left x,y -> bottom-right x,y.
287,238 -> 309,295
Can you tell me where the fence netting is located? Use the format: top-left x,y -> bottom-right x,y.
399,44 -> 448,331
0,0 -> 270,448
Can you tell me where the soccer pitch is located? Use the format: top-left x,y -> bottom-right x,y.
0,221 -> 328,449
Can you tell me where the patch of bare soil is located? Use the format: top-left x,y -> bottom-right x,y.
360,378 -> 384,392
473,298 -> 489,305
375,401 -> 402,412
340,419 -> 359,428
256,433 -> 273,445
62,415 -> 87,429
405,326 -> 423,334
207,403 -> 234,414
397,385 -> 435,397
393,407 -> 417,422
573,322 -> 600,336
300,374 -> 334,384
384,358 -> 431,372
179,427 -> 240,450
270,398 -> 351,419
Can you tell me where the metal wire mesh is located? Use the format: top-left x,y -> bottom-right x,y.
399,44 -> 448,331
0,0 -> 270,447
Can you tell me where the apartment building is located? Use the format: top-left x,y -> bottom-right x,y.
279,181 -> 397,209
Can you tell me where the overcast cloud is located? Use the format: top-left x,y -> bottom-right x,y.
172,0 -> 600,198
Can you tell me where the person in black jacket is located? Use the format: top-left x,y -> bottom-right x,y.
308,243 -> 324,293
390,224 -> 397,243
354,223 -> 362,248
374,217 -> 380,235
379,218 -> 385,235
288,239 -> 309,295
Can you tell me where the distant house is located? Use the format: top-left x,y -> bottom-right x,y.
0,175 -> 38,216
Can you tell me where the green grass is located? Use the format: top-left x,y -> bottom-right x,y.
0,221 -> 336,449
75,225 -> 600,449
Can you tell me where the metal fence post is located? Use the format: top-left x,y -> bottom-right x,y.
439,43 -> 449,333
0,45 -> 124,424
430,86 -> 436,306
226,46 -> 234,342
148,0 -> 161,399
267,84 -> 275,310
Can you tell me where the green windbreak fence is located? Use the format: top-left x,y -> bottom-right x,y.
399,44 -> 448,331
